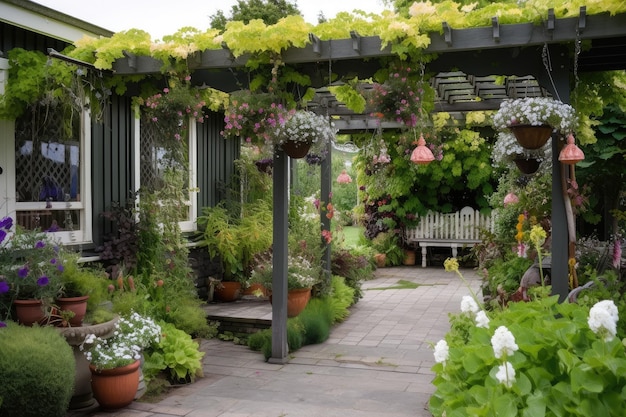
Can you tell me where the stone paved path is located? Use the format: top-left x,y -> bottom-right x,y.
67,266 -> 481,417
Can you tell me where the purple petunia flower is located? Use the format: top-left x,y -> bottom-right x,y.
37,276 -> 49,286
0,321 -> 6,328
35,240 -> 46,249
0,281 -> 8,294
57,264 -> 64,273
0,230 -> 6,244
0,216 -> 13,230
18,266 -> 29,278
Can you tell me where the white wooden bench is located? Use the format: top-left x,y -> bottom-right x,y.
406,206 -> 495,267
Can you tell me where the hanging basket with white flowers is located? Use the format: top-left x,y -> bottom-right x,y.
273,110 -> 336,159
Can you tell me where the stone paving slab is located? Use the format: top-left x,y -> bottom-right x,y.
67,267 -> 481,417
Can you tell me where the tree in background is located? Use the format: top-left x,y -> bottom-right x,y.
210,0 -> 301,31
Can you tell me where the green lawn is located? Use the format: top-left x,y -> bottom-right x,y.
336,226 -> 364,248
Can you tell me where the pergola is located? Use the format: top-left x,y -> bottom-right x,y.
110,8 -> 626,362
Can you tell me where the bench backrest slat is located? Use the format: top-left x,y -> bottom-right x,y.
408,207 -> 495,241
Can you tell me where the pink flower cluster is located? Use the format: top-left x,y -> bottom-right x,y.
367,65 -> 425,127
221,98 -> 290,145
143,84 -> 206,141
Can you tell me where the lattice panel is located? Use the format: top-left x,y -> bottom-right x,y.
15,103 -> 81,203
140,119 -> 163,191
140,117 -> 189,192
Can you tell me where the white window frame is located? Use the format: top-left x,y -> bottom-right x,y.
1,58 -> 92,245
135,107 -> 198,233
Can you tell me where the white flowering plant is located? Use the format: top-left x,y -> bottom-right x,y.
491,131 -> 551,167
273,110 -> 336,152
492,97 -> 578,133
250,255 -> 321,291
432,258 -> 626,416
80,312 -> 161,370
431,288 -> 626,416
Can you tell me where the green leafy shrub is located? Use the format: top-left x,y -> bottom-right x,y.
327,275 -> 356,322
331,248 -> 373,303
143,321 -> 205,383
247,320 -> 305,361
430,296 -> 626,417
0,323 -> 75,417
483,256 -> 533,301
297,298 -> 332,345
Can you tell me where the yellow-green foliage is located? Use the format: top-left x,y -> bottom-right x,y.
0,323 -> 75,417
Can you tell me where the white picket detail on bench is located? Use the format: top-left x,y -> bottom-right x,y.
406,206 -> 495,267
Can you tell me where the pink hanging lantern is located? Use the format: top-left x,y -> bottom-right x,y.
503,192 -> 519,206
559,133 -> 585,165
336,170 -> 352,184
410,134 -> 435,165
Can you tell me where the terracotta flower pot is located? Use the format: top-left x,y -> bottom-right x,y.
403,250 -> 416,266
508,125 -> 553,150
269,287 -> 312,318
215,281 -> 242,302
374,253 -> 386,268
89,360 -> 140,411
13,299 -> 46,326
56,295 -> 90,327
280,140 -> 312,159
286,288 -> 311,318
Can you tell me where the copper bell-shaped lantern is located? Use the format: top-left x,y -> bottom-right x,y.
410,134 -> 435,165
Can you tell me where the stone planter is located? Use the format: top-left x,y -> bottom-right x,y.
57,316 -> 119,409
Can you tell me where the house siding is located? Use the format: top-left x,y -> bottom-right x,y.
90,94 -> 135,249
197,110 -> 238,209
0,21 -> 70,54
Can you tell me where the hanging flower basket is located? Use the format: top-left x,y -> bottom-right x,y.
493,97 -> 578,149
273,110 -> 336,159
508,125 -> 553,150
512,154 -> 541,175
280,139 -> 312,159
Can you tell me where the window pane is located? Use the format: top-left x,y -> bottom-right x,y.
14,104 -> 81,203
16,210 -> 80,232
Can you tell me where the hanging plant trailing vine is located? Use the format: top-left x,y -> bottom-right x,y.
0,48 -> 112,125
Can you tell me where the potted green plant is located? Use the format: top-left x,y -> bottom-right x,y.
0,217 -> 65,326
370,232 -> 405,267
197,201 -> 273,301
56,255 -> 110,327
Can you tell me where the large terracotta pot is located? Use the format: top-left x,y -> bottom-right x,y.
280,139 -> 312,159
269,287 -> 312,317
13,299 -> 46,326
215,281 -> 242,302
56,295 -> 89,327
89,360 -> 140,410
508,124 -> 553,150
287,288 -> 311,318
